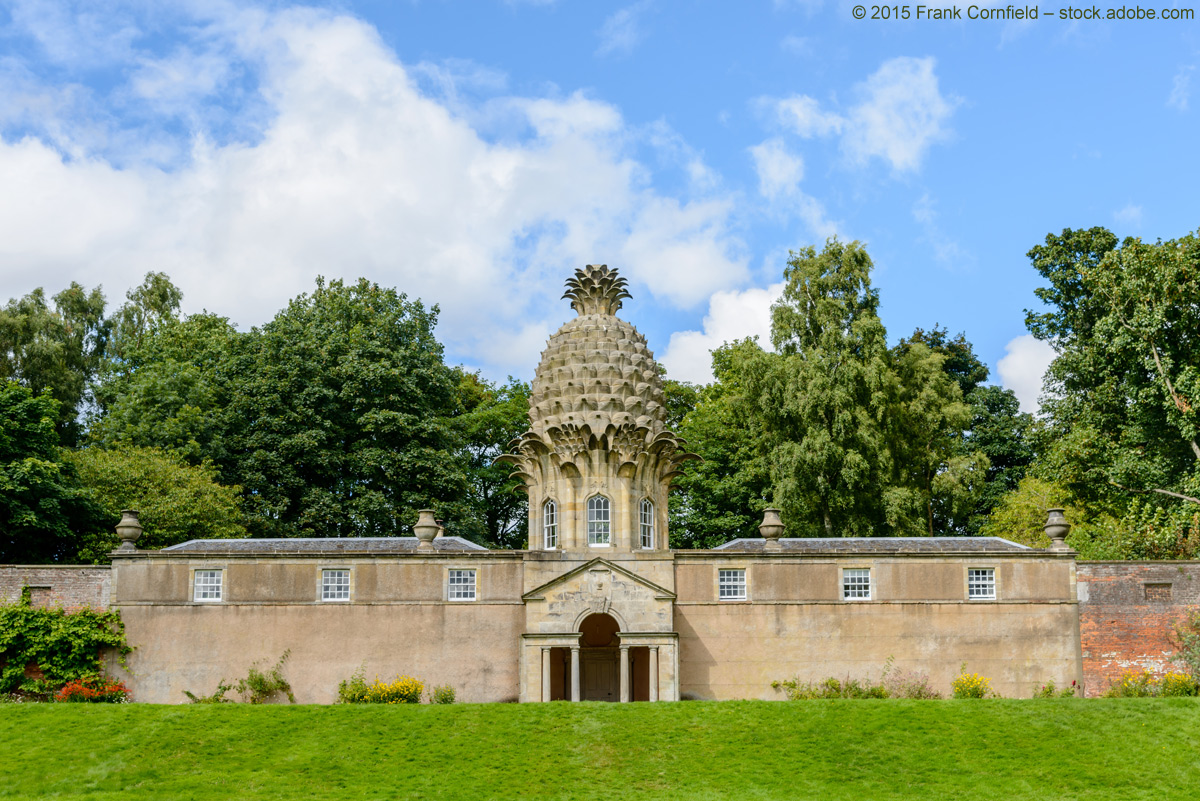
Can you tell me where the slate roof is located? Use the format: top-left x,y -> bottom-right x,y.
161,537 -> 489,554
711,537 -> 1033,553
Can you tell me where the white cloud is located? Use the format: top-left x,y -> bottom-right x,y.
0,6 -> 748,378
769,56 -> 957,173
774,95 -> 843,138
661,282 -> 783,384
749,138 -> 804,200
748,138 -> 839,240
595,2 -> 650,57
997,334 -> 1056,415
912,193 -> 968,267
1113,203 -> 1143,228
1168,65 -> 1193,111
842,57 -> 957,171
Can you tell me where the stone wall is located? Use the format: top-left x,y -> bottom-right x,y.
1076,561 -> 1200,696
0,565 -> 111,609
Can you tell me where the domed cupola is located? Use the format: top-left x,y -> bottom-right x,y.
499,265 -> 697,553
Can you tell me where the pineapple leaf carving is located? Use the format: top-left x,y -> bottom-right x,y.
562,264 -> 631,316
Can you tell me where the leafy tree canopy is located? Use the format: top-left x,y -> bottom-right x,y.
64,446 -> 247,563
1028,228 -> 1200,513
0,381 -> 103,563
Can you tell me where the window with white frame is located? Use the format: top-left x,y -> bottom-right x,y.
967,568 -> 996,600
448,569 -> 476,601
321,569 -> 351,601
193,570 -> 223,602
639,498 -> 655,549
718,568 -> 746,600
543,499 -> 558,550
587,495 -> 611,546
842,568 -> 871,600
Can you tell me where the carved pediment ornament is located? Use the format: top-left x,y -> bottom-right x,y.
585,568 -> 613,615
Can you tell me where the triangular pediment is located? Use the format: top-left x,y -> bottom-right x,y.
522,558 -> 675,602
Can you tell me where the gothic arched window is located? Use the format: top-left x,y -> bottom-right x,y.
543,499 -> 558,550
587,495 -> 611,546
639,498 -> 655,549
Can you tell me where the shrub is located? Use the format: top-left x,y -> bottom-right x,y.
952,665 -> 996,699
184,680 -> 234,704
429,684 -> 456,704
338,667 -> 423,704
55,676 -> 129,703
0,599 -> 130,695
883,667 -> 942,699
1159,672 -> 1200,697
1103,670 -> 1157,697
772,676 -> 888,700
183,652 -> 294,704
1031,680 -> 1077,698
1173,607 -> 1200,682
236,651 -> 295,704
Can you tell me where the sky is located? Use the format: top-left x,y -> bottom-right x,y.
1,1 -> 1197,413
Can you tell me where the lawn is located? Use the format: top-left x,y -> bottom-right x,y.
2,699 -> 1197,800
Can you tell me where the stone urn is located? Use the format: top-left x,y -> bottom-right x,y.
1043,508 -> 1072,552
759,508 -> 784,552
414,509 -> 440,551
115,510 -> 143,552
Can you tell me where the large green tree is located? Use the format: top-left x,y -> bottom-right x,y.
1028,228 -> 1200,513
451,371 -> 530,548
670,340 -> 773,548
65,446 -> 247,563
221,278 -> 465,538
1,284 -> 108,444
0,382 -> 103,563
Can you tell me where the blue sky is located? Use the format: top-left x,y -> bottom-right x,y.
1,1 -> 1197,411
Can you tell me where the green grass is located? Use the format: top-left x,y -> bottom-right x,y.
2,700 -> 1199,800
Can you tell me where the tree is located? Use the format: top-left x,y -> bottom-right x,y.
0,381 -> 102,563
0,284 -> 108,444
451,371 -> 530,548
962,385 -> 1034,532
670,339 -> 773,548
64,446 -> 247,563
222,278 -> 465,538
1028,228 -> 1200,512
886,340 -> 977,535
757,240 -> 897,537
89,312 -> 241,464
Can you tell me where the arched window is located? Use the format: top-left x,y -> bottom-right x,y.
587,495 -> 611,546
639,498 -> 655,549
543,499 -> 558,550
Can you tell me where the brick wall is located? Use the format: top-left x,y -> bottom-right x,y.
1077,561 -> 1200,696
0,566 -> 111,610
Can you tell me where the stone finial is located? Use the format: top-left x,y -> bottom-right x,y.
759,508 -> 784,552
115,510 -> 143,552
562,265 -> 631,317
1043,508 -> 1072,551
414,509 -> 440,551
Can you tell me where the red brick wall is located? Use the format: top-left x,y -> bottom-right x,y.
1077,562 -> 1200,696
0,566 -> 111,610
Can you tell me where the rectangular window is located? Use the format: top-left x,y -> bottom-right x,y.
322,569 -> 351,602
967,568 -> 996,600
448,569 -> 476,601
194,570 -> 223,602
718,569 -> 746,601
842,568 -> 871,600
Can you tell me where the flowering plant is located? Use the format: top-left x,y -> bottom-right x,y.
55,676 -> 130,703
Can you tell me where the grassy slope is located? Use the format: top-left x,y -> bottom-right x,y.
2,700 -> 1198,800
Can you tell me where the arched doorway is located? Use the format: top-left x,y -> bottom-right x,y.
579,613 -> 620,701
